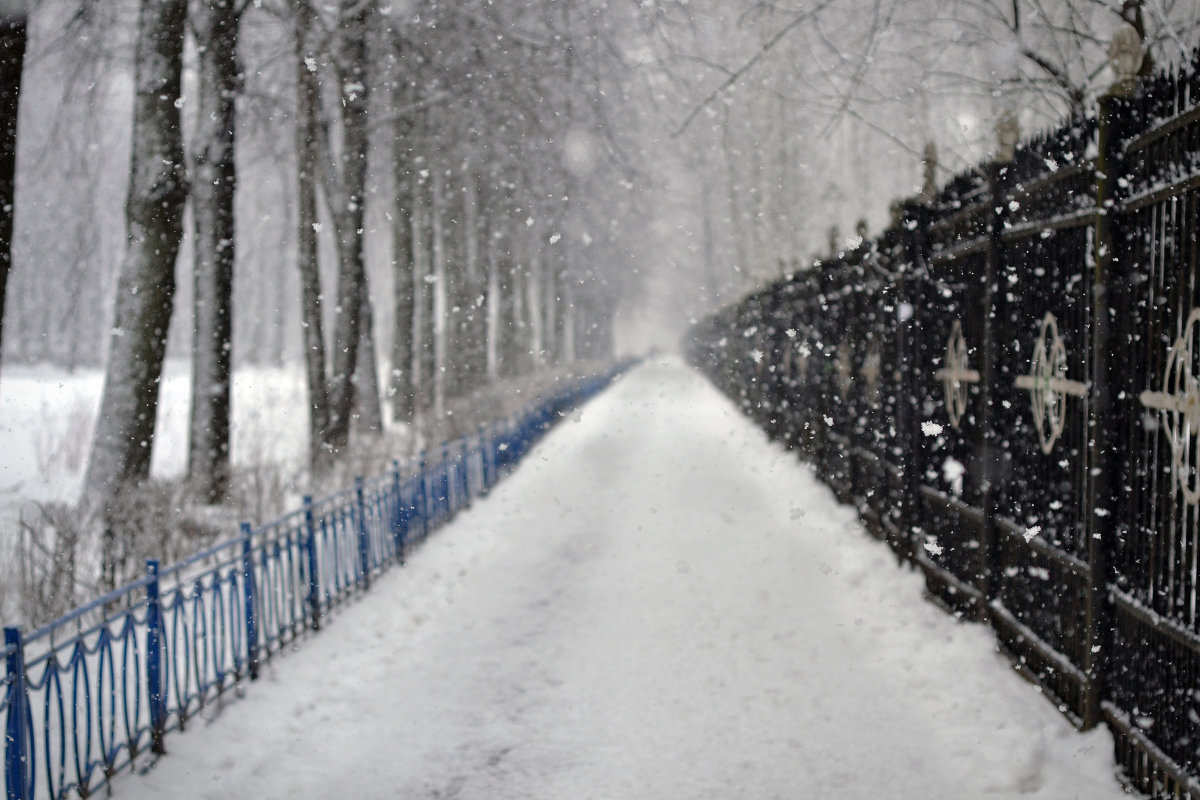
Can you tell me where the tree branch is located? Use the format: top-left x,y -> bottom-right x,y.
671,0 -> 839,138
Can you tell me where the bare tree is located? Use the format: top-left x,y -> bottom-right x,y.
291,0 -> 379,468
352,276 -> 383,432
84,0 -> 189,587
388,88 -> 416,424
319,0 -> 372,451
188,0 -> 242,504
293,0 -> 330,469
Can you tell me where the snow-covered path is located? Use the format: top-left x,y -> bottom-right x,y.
118,359 -> 1127,800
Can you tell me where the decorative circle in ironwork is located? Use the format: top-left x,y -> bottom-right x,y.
835,339 -> 854,399
1015,313 -> 1087,455
861,346 -> 882,404
795,341 -> 810,383
1141,307 -> 1200,505
934,320 -> 980,430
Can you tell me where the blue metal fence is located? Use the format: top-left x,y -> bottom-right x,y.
3,362 -> 632,800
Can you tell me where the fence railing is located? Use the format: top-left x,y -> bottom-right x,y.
2,361 -> 633,800
688,48 -> 1200,800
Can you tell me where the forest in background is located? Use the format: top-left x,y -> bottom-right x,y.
6,1 -> 1200,371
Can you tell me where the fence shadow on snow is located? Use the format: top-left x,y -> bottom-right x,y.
689,48 -> 1200,800
2,361 -> 634,800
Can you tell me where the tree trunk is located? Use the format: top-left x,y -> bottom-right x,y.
85,0 -> 188,587
550,239 -> 571,366
485,218 -> 500,381
389,110 -> 415,424
430,166 -> 447,419
353,275 -> 383,433
560,273 -> 575,366
410,174 -> 431,429
528,239 -> 545,369
293,0 -> 330,471
188,0 -> 240,504
0,12 -> 24,394
509,255 -> 526,377
389,203 -> 415,423
86,0 -> 188,496
324,0 -> 372,452
460,162 -> 485,393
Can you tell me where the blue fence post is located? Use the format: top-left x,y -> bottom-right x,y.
456,441 -> 465,511
4,626 -> 30,800
431,449 -> 443,526
478,427 -> 491,494
302,496 -> 321,632
441,443 -> 451,519
460,439 -> 472,507
496,420 -> 508,470
355,477 -> 371,589
418,451 -> 430,537
391,460 -> 407,564
492,422 -> 502,477
144,560 -> 167,755
241,523 -> 259,680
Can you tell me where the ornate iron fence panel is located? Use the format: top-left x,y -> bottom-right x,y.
1107,54 -> 1200,796
991,117 -> 1099,725
685,50 -> 1200,793
817,259 -> 865,503
909,171 -> 992,616
858,230 -> 914,557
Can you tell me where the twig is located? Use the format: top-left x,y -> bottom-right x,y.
671,0 -> 840,138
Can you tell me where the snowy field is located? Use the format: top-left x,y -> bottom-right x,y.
108,358 -> 1127,800
0,361 -> 309,511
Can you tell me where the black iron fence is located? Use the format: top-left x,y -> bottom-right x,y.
688,49 -> 1200,799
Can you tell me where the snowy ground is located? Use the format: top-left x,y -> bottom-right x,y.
0,361 -> 310,511
113,358 -> 1128,800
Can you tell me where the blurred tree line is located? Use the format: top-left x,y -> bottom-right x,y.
0,0 -> 663,594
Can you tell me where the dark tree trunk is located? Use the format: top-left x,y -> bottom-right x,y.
550,244 -> 570,366
188,0 -> 240,504
505,239 -> 527,378
323,0 -> 372,452
352,275 -> 383,433
294,0 -> 331,471
411,174 -> 435,429
0,12 -> 23,392
459,162 -> 487,394
390,139 -> 415,423
485,218 -> 501,381
85,0 -> 188,587
430,165 -> 447,419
